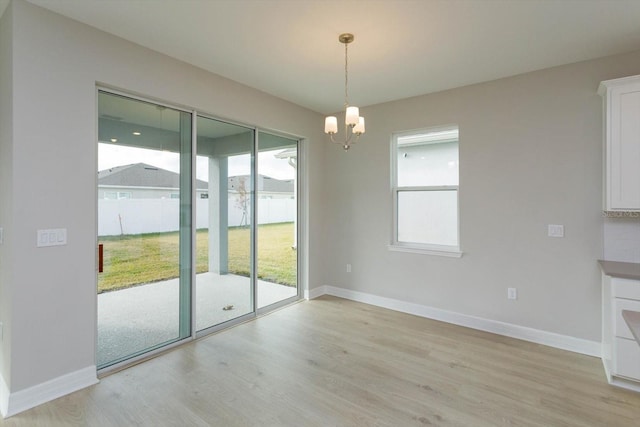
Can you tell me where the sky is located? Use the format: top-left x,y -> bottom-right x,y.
98,143 -> 295,181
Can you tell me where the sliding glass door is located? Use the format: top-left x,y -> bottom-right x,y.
97,91 -> 192,368
193,124 -> 301,331
97,91 -> 301,368
256,132 -> 298,309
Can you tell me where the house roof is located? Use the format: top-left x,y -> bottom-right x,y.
229,175 -> 293,194
98,163 -> 293,193
98,163 -> 208,190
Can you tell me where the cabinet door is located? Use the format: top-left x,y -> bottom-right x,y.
608,85 -> 640,210
614,337 -> 640,380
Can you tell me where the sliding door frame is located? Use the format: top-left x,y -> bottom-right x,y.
95,87 -> 306,370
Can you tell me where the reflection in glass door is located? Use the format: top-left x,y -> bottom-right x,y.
195,116 -> 255,332
97,91 -> 191,368
257,132 -> 299,309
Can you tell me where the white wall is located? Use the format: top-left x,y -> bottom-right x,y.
323,49 -> 640,343
1,0 -> 326,410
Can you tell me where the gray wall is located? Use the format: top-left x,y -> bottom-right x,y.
323,49 -> 640,342
1,0 -> 325,393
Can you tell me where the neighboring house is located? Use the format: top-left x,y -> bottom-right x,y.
98,163 -> 209,199
97,163 -> 295,235
228,174 -> 294,199
98,163 -> 294,200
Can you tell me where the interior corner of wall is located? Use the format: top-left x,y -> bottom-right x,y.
307,285 -> 327,300
0,372 -> 9,418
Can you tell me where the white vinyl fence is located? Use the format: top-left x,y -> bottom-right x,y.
99,198 -> 295,236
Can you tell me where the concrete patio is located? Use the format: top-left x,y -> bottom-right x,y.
97,272 -> 297,367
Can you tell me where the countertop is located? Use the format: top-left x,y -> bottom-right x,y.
598,260 -> 640,281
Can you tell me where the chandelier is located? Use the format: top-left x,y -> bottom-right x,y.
324,33 -> 365,151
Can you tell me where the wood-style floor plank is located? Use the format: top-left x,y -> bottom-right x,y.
2,296 -> 639,426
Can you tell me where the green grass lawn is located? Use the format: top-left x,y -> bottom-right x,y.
98,222 -> 296,293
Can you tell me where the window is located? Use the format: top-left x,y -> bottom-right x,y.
104,191 -> 132,200
391,125 -> 461,257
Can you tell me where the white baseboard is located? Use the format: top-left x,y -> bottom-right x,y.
315,286 -> 601,358
1,366 -> 98,418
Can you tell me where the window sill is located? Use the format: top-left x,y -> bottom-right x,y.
387,244 -> 463,258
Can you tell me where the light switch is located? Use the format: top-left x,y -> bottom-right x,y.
37,228 -> 67,247
548,224 -> 564,238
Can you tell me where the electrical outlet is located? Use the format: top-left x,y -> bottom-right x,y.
346,263 -> 352,273
507,288 -> 517,300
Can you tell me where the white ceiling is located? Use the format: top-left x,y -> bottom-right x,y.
14,0 -> 640,114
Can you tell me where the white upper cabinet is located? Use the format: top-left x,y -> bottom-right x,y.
599,75 -> 640,212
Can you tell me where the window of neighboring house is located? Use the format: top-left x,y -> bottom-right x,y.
104,191 -> 132,200
390,125 -> 461,257
170,193 -> 180,199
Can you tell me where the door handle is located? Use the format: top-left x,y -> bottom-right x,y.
98,243 -> 104,273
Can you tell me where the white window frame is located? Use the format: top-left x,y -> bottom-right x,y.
389,125 -> 462,257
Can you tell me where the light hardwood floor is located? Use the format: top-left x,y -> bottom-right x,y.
3,296 -> 640,426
